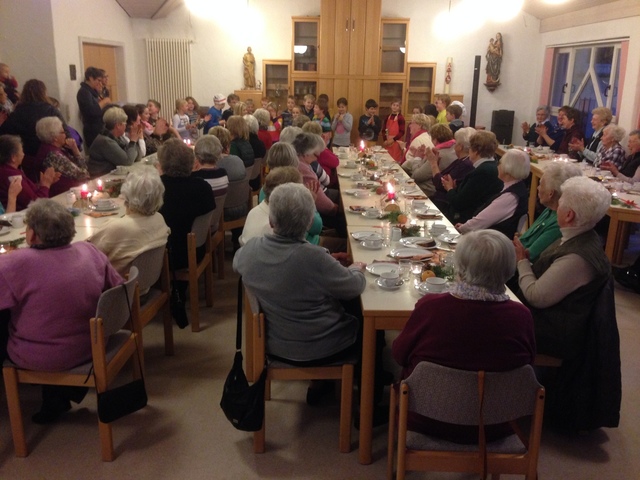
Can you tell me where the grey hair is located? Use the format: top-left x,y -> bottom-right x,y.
410,113 -> 432,130
604,124 -> 626,143
454,127 -> 476,151
263,166 -> 302,202
292,132 -> 321,156
268,183 -> 315,239
559,176 -> 611,228
158,138 -> 195,177
541,161 -> 582,197
35,116 -> 63,144
194,135 -> 222,165
292,115 -> 311,128
499,150 -> 530,180
266,142 -> 299,169
120,167 -> 165,215
103,106 -> 127,131
536,105 -> 551,117
455,229 -> 515,294
253,108 -> 270,129
24,199 -> 76,248
279,126 -> 303,144
302,121 -> 322,135
243,114 -> 259,134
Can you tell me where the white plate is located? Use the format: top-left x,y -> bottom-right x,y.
344,189 -> 368,195
376,277 -> 404,290
92,203 -> 119,212
352,231 -> 378,240
437,233 -> 460,244
0,226 -> 10,236
353,190 -> 372,198
372,146 -> 384,152
351,174 -> 366,181
366,263 -> 399,276
362,210 -> 384,219
399,237 -> 438,249
348,207 -> 369,214
356,181 -> 379,188
389,247 -> 434,260
337,171 -> 354,177
360,241 -> 383,250
342,164 -> 357,169
415,281 -> 450,295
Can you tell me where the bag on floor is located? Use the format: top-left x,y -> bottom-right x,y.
97,378 -> 148,423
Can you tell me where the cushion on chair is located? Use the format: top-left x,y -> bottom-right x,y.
406,431 -> 526,454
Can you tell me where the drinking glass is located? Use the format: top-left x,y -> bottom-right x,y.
398,260 -> 411,281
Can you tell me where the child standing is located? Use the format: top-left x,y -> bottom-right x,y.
302,94 -> 315,120
331,97 -> 353,148
173,99 -> 194,140
434,93 -> 451,124
358,99 -> 381,146
280,95 -> 296,128
382,99 -> 405,162
446,103 -> 464,133
313,97 -> 332,134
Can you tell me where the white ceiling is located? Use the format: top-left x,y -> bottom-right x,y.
114,0 -> 620,20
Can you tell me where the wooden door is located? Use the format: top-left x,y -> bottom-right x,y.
82,43 -> 118,101
362,0 -> 381,76
319,1 -> 336,75
333,0 -> 352,76
348,0 -> 367,76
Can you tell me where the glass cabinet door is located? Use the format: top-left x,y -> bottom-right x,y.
293,19 -> 319,73
264,62 -> 290,110
406,64 -> 435,111
293,80 -> 318,106
378,82 -> 404,119
380,21 -> 407,74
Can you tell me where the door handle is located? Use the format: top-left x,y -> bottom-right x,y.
604,85 -> 611,97
352,20 -> 355,32
345,19 -> 348,31
562,83 -> 568,94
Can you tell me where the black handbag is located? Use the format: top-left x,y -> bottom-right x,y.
96,284 -> 148,424
220,277 -> 267,432
168,246 -> 189,329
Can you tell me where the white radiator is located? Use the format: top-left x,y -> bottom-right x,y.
145,38 -> 192,120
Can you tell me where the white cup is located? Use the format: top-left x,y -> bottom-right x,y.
346,160 -> 356,168
380,270 -> 400,287
96,198 -> 111,207
425,276 -> 447,292
10,215 -> 24,228
430,223 -> 447,235
541,146 -> 551,153
8,175 -> 22,185
362,234 -> 383,248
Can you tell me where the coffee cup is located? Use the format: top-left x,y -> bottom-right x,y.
425,276 -> 447,292
541,146 -> 551,152
10,215 -> 24,228
346,160 -> 356,168
380,270 -> 400,287
8,175 -> 22,185
96,199 -> 111,208
430,223 -> 447,234
362,234 -> 383,248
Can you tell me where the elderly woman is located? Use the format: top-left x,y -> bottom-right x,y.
516,176 -> 611,360
455,149 -> 530,239
35,116 -> 90,196
392,229 -> 535,443
302,121 -> 339,188
515,162 -> 582,262
410,123 -> 457,197
588,124 -> 626,168
252,108 -> 274,151
279,126 -> 303,145
570,107 -> 612,162
0,135 -> 58,211
234,183 -> 368,402
429,127 -> 476,211
292,132 -> 337,216
88,168 -> 170,276
600,129 -> 640,183
402,113 -> 434,171
88,106 -> 141,177
442,130 -> 503,223
243,113 -> 267,159
0,199 -> 122,423
521,105 -> 554,147
192,135 -> 229,197
207,126 -> 246,182
158,139 -> 215,275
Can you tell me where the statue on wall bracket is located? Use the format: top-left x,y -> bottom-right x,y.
243,47 -> 256,90
484,32 -> 503,92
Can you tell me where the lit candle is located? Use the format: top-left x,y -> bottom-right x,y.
360,140 -> 365,151
0,245 -> 6,255
81,184 -> 88,199
97,179 -> 103,192
386,182 -> 395,201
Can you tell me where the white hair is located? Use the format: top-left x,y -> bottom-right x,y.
499,150 -> 530,180
542,162 -> 582,196
268,183 -> 315,239
559,176 -> 611,228
279,126 -> 303,145
243,114 -> 259,134
35,116 -> 63,144
121,167 -> 165,215
604,124 -> 625,143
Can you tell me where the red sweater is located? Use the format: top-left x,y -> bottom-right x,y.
0,163 -> 50,211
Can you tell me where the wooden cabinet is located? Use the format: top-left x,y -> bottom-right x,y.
262,60 -> 290,111
406,63 -> 436,112
292,17 -> 319,74
319,0 -> 381,76
292,79 -> 318,106
378,81 -> 405,119
380,20 -> 408,76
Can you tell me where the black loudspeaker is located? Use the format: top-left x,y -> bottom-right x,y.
470,56 -> 481,128
491,110 -> 514,144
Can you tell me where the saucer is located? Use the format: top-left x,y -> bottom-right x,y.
92,202 -> 118,212
360,241 -> 383,250
376,278 -> 404,291
415,281 -> 450,295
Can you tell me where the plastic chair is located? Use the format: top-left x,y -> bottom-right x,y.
388,362 -> 545,480
2,268 -> 143,462
174,210 -> 215,332
131,246 -> 173,357
209,193 -> 227,279
245,288 -> 354,454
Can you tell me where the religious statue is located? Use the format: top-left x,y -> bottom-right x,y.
484,32 -> 503,92
243,47 -> 256,90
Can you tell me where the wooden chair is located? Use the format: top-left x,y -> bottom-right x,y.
249,157 -> 263,205
209,193 -> 227,280
245,288 -> 354,454
131,246 -> 173,357
174,210 -> 215,332
217,167 -> 252,279
2,267 -> 143,462
388,362 -> 545,480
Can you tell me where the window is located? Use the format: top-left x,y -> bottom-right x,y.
548,41 -> 623,138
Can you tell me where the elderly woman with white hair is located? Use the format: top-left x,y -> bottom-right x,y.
192,135 -> 229,197
35,116 -> 89,196
88,106 -> 141,177
455,149 -> 531,239
88,168 -> 170,276
252,108 -> 273,151
521,105 -> 554,147
514,161 -> 582,262
279,126 -> 303,145
0,199 -> 122,423
588,124 -> 626,168
600,128 -> 640,183
234,183 -> 367,397
392,229 -> 535,443
402,113 -> 434,171
516,176 -> 611,360
569,107 -> 613,162
207,126 -> 246,183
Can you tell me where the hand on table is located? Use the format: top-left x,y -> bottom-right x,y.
348,260 -> 367,272
331,252 -> 352,267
